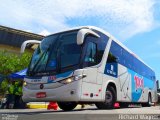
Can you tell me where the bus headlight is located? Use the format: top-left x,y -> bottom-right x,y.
59,77 -> 74,84
23,81 -> 27,86
59,74 -> 86,84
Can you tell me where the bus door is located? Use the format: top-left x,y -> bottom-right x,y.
80,35 -> 102,101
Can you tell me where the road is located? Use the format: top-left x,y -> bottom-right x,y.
0,105 -> 160,120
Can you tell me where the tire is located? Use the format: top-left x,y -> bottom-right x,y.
57,102 -> 77,111
141,94 -> 152,107
119,102 -> 129,108
95,86 -> 116,109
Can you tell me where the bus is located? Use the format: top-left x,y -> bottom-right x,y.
22,26 -> 157,111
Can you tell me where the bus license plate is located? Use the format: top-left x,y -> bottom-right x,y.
36,92 -> 46,98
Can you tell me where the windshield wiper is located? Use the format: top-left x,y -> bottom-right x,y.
31,47 -> 50,73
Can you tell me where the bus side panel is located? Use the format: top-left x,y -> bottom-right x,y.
80,82 -> 102,101
151,88 -> 158,103
118,64 -> 132,102
103,63 -> 132,102
127,69 -> 156,103
80,68 -> 103,102
103,63 -> 156,103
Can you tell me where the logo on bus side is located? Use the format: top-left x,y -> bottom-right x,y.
105,63 -> 118,78
107,65 -> 116,75
134,74 -> 144,90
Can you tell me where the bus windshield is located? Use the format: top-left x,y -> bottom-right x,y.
28,31 -> 81,76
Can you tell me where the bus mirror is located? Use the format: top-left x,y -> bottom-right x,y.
20,40 -> 41,53
77,29 -> 100,45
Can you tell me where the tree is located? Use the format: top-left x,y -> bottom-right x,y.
0,50 -> 32,75
0,50 -> 32,96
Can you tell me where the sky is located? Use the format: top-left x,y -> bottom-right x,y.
0,0 -> 160,81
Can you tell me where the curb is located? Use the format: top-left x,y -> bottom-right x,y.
27,103 -> 48,109
27,103 -> 84,110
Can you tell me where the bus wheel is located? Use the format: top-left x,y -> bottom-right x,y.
95,86 -> 116,109
141,94 -> 152,107
57,102 -> 77,111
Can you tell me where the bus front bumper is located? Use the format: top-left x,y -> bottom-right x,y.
22,81 -> 81,102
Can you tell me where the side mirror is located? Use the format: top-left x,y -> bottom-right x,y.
20,40 -> 41,53
77,29 -> 100,45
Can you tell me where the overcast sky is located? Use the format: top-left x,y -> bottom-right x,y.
0,0 -> 160,80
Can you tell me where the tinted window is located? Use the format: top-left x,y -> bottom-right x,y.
28,30 -> 82,76
92,30 -> 109,63
60,33 -> 81,68
123,49 -> 133,70
108,41 -> 123,64
84,42 -> 97,67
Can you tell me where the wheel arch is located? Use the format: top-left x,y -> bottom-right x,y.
102,80 -> 117,101
107,82 -> 117,94
105,81 -> 117,101
148,91 -> 152,102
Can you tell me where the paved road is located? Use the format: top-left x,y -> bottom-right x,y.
0,106 -> 160,120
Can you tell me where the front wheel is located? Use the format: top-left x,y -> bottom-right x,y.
57,102 -> 77,111
95,86 -> 116,109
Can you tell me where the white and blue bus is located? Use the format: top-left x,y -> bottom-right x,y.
22,26 -> 157,111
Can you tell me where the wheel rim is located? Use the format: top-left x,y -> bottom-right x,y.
105,91 -> 113,103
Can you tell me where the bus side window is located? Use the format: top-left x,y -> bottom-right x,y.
107,41 -> 120,63
84,42 -> 97,67
107,52 -> 117,63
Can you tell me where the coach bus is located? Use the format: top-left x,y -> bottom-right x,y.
22,26 -> 157,111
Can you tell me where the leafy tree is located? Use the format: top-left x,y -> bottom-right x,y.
0,50 -> 32,95
0,50 -> 32,75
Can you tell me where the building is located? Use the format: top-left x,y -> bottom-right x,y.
0,25 -> 44,48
